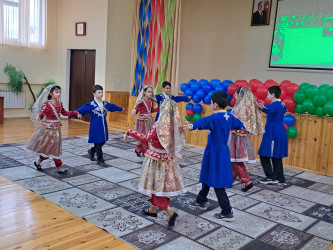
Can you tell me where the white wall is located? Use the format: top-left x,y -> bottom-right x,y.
0,0 -> 59,117
179,0 -> 333,86
56,0 -> 109,108
105,0 -> 134,92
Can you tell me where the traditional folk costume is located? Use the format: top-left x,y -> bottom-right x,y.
77,99 -> 124,161
26,85 -> 78,170
258,99 -> 288,183
229,87 -> 265,186
133,88 -> 159,156
155,93 -> 191,121
126,99 -> 186,210
189,111 -> 243,215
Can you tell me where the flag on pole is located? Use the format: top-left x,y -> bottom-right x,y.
265,0 -> 270,24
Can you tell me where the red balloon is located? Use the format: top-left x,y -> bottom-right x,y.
264,97 -> 271,105
280,80 -> 292,89
230,97 -> 236,107
186,109 -> 194,117
286,83 -> 299,96
227,84 -> 238,96
283,123 -> 288,130
265,79 -> 278,87
283,96 -> 296,113
251,81 -> 263,94
235,80 -> 248,87
249,79 -> 259,85
256,86 -> 268,100
280,88 -> 287,100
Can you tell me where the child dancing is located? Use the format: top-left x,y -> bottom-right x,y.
257,86 -> 288,185
185,91 -> 244,221
229,87 -> 265,192
124,99 -> 186,229
26,85 -> 80,174
131,86 -> 159,157
77,85 -> 124,167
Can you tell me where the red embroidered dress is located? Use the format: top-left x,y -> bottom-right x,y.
228,129 -> 256,163
126,125 -> 186,197
133,99 -> 159,155
26,101 -> 78,159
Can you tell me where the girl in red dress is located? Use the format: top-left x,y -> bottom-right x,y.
26,85 -> 80,174
124,99 -> 186,230
131,86 -> 159,157
228,87 -> 265,191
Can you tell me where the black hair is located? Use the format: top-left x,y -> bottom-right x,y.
47,85 -> 61,100
211,91 -> 228,109
258,1 -> 263,7
268,86 -> 281,98
92,85 -> 103,93
162,81 -> 171,88
236,87 -> 250,96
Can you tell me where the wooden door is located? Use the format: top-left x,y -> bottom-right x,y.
69,50 -> 96,122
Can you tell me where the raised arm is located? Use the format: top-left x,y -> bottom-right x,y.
171,95 -> 191,103
105,102 -> 124,112
126,127 -> 156,142
76,102 -> 95,116
191,116 -> 215,131
60,103 -> 78,117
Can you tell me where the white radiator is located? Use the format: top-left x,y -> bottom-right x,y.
0,89 -> 26,108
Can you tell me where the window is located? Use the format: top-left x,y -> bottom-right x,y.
0,0 -> 46,49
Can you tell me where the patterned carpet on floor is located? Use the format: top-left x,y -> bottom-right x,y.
0,133 -> 332,249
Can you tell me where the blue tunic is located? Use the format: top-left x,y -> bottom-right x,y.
192,112 -> 244,188
77,100 -> 123,144
258,101 -> 288,158
155,94 -> 190,121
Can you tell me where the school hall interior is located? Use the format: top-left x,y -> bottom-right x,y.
0,0 -> 332,249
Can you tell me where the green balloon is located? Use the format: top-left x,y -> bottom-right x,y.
319,84 -> 330,93
294,104 -> 304,114
185,115 -> 193,121
315,107 -> 325,117
305,85 -> 319,98
302,99 -> 316,114
323,101 -> 333,116
299,83 -> 310,91
293,90 -> 307,104
287,127 -> 298,138
326,87 -> 333,101
313,94 -> 327,107
193,113 -> 202,122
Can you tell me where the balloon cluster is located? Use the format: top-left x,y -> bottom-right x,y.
293,83 -> 333,117
180,79 -> 233,105
226,79 -> 299,112
185,103 -> 203,122
283,114 -> 298,138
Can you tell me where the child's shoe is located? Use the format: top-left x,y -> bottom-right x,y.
88,149 -> 96,161
259,178 -> 279,184
241,182 -> 253,192
34,161 -> 43,171
188,201 -> 208,210
135,151 -> 142,157
58,168 -> 68,174
168,212 -> 179,230
97,159 -> 107,167
142,208 -> 157,217
214,212 -> 234,221
277,181 -> 287,186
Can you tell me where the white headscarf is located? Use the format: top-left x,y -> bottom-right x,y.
30,84 -> 61,125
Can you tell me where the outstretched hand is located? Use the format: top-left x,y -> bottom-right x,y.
131,109 -> 136,115
123,133 -> 128,142
182,121 -> 192,130
77,113 -> 83,120
256,100 -> 264,109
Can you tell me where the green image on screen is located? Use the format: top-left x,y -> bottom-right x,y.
270,0 -> 333,70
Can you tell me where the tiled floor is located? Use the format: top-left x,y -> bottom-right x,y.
0,133 -> 332,249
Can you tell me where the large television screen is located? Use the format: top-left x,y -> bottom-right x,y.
269,0 -> 333,70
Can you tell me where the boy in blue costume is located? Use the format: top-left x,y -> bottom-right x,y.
77,85 -> 124,167
184,91 -> 244,221
155,81 -> 191,121
257,86 -> 288,185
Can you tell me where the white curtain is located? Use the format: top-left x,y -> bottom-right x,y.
0,0 -> 46,49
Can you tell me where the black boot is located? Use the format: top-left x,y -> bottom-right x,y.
88,149 -> 96,161
97,159 -> 107,167
168,212 -> 179,230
